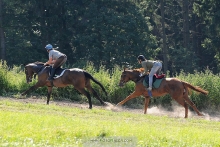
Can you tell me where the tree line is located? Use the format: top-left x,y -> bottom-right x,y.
0,0 -> 220,75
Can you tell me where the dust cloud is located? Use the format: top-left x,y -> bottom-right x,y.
1,97 -> 219,121
104,102 -> 220,121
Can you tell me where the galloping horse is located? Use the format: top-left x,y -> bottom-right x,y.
116,68 -> 208,118
22,62 -> 107,109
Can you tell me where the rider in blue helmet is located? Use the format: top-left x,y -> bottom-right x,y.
137,55 -> 162,91
44,44 -> 67,83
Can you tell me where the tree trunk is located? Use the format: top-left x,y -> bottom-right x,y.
160,0 -> 168,73
0,0 -> 6,61
39,1 -> 47,51
183,0 -> 189,49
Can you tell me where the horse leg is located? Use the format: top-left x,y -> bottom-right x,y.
21,83 -> 42,95
86,86 -> 106,106
116,91 -> 141,106
173,96 -> 189,118
184,102 -> 189,118
22,86 -> 36,95
76,88 -> 93,109
183,95 -> 203,116
46,86 -> 52,105
144,97 -> 150,114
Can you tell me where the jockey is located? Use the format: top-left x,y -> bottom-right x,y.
137,55 -> 162,91
44,44 -> 67,82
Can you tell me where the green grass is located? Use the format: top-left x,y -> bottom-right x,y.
0,99 -> 220,147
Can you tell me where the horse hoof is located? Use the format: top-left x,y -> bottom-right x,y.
101,102 -> 107,106
198,113 -> 204,116
103,102 -> 115,107
116,103 -> 122,107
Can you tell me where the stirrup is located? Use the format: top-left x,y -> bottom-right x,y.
47,77 -> 54,81
147,87 -> 152,91
49,80 -> 54,86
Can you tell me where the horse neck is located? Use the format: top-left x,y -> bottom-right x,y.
32,65 -> 44,74
128,71 -> 141,82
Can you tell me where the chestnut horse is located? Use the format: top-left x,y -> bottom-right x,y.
22,62 -> 107,109
116,68 -> 208,118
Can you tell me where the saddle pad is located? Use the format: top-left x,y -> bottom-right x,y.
54,70 -> 66,79
153,78 -> 163,88
49,66 -> 66,78
143,78 -> 164,89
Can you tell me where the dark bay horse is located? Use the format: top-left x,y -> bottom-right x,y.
22,62 -> 107,109
116,68 -> 208,118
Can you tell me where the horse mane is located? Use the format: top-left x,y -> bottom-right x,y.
133,68 -> 144,73
33,61 -> 44,65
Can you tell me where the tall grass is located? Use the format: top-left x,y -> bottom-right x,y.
0,61 -> 220,111
175,70 -> 220,113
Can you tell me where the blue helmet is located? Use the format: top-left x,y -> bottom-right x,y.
137,55 -> 146,61
45,44 -> 53,50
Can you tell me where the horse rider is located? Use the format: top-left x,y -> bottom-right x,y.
44,44 -> 67,82
137,55 -> 162,91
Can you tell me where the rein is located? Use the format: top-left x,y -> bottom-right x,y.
124,70 -> 142,83
131,76 -> 142,83
33,65 -> 45,78
35,65 -> 45,74
26,63 -> 45,80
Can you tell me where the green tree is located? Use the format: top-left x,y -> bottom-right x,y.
2,0 -> 220,74
3,0 -> 157,70
193,0 -> 220,72
0,0 -> 5,60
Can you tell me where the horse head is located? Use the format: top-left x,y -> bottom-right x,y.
119,68 -> 142,87
24,62 -> 45,83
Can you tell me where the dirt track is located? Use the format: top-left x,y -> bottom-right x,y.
0,96 -> 220,121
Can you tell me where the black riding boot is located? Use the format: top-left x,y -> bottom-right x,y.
48,68 -> 56,81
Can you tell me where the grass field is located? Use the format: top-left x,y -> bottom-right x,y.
0,97 -> 220,147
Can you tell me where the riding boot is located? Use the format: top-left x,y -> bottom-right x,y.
48,68 -> 56,81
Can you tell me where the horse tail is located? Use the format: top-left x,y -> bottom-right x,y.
83,71 -> 108,96
182,81 -> 208,95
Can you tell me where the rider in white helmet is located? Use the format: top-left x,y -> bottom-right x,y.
137,55 -> 162,91
44,44 -> 67,82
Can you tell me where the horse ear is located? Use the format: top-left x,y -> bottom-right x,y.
22,62 -> 28,66
123,66 -> 128,71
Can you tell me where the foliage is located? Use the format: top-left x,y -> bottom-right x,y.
0,63 -> 220,112
3,0 -> 220,74
0,62 -> 10,94
193,0 -> 220,72
2,0 -> 157,70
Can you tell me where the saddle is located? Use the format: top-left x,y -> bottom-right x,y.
143,74 -> 166,89
49,66 -> 66,78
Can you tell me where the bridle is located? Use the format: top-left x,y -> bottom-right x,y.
119,72 -> 130,87
25,67 -> 33,83
121,73 -> 128,83
119,70 -> 142,87
25,64 -> 45,83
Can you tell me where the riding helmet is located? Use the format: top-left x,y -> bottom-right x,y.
45,44 -> 53,50
137,55 -> 146,61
